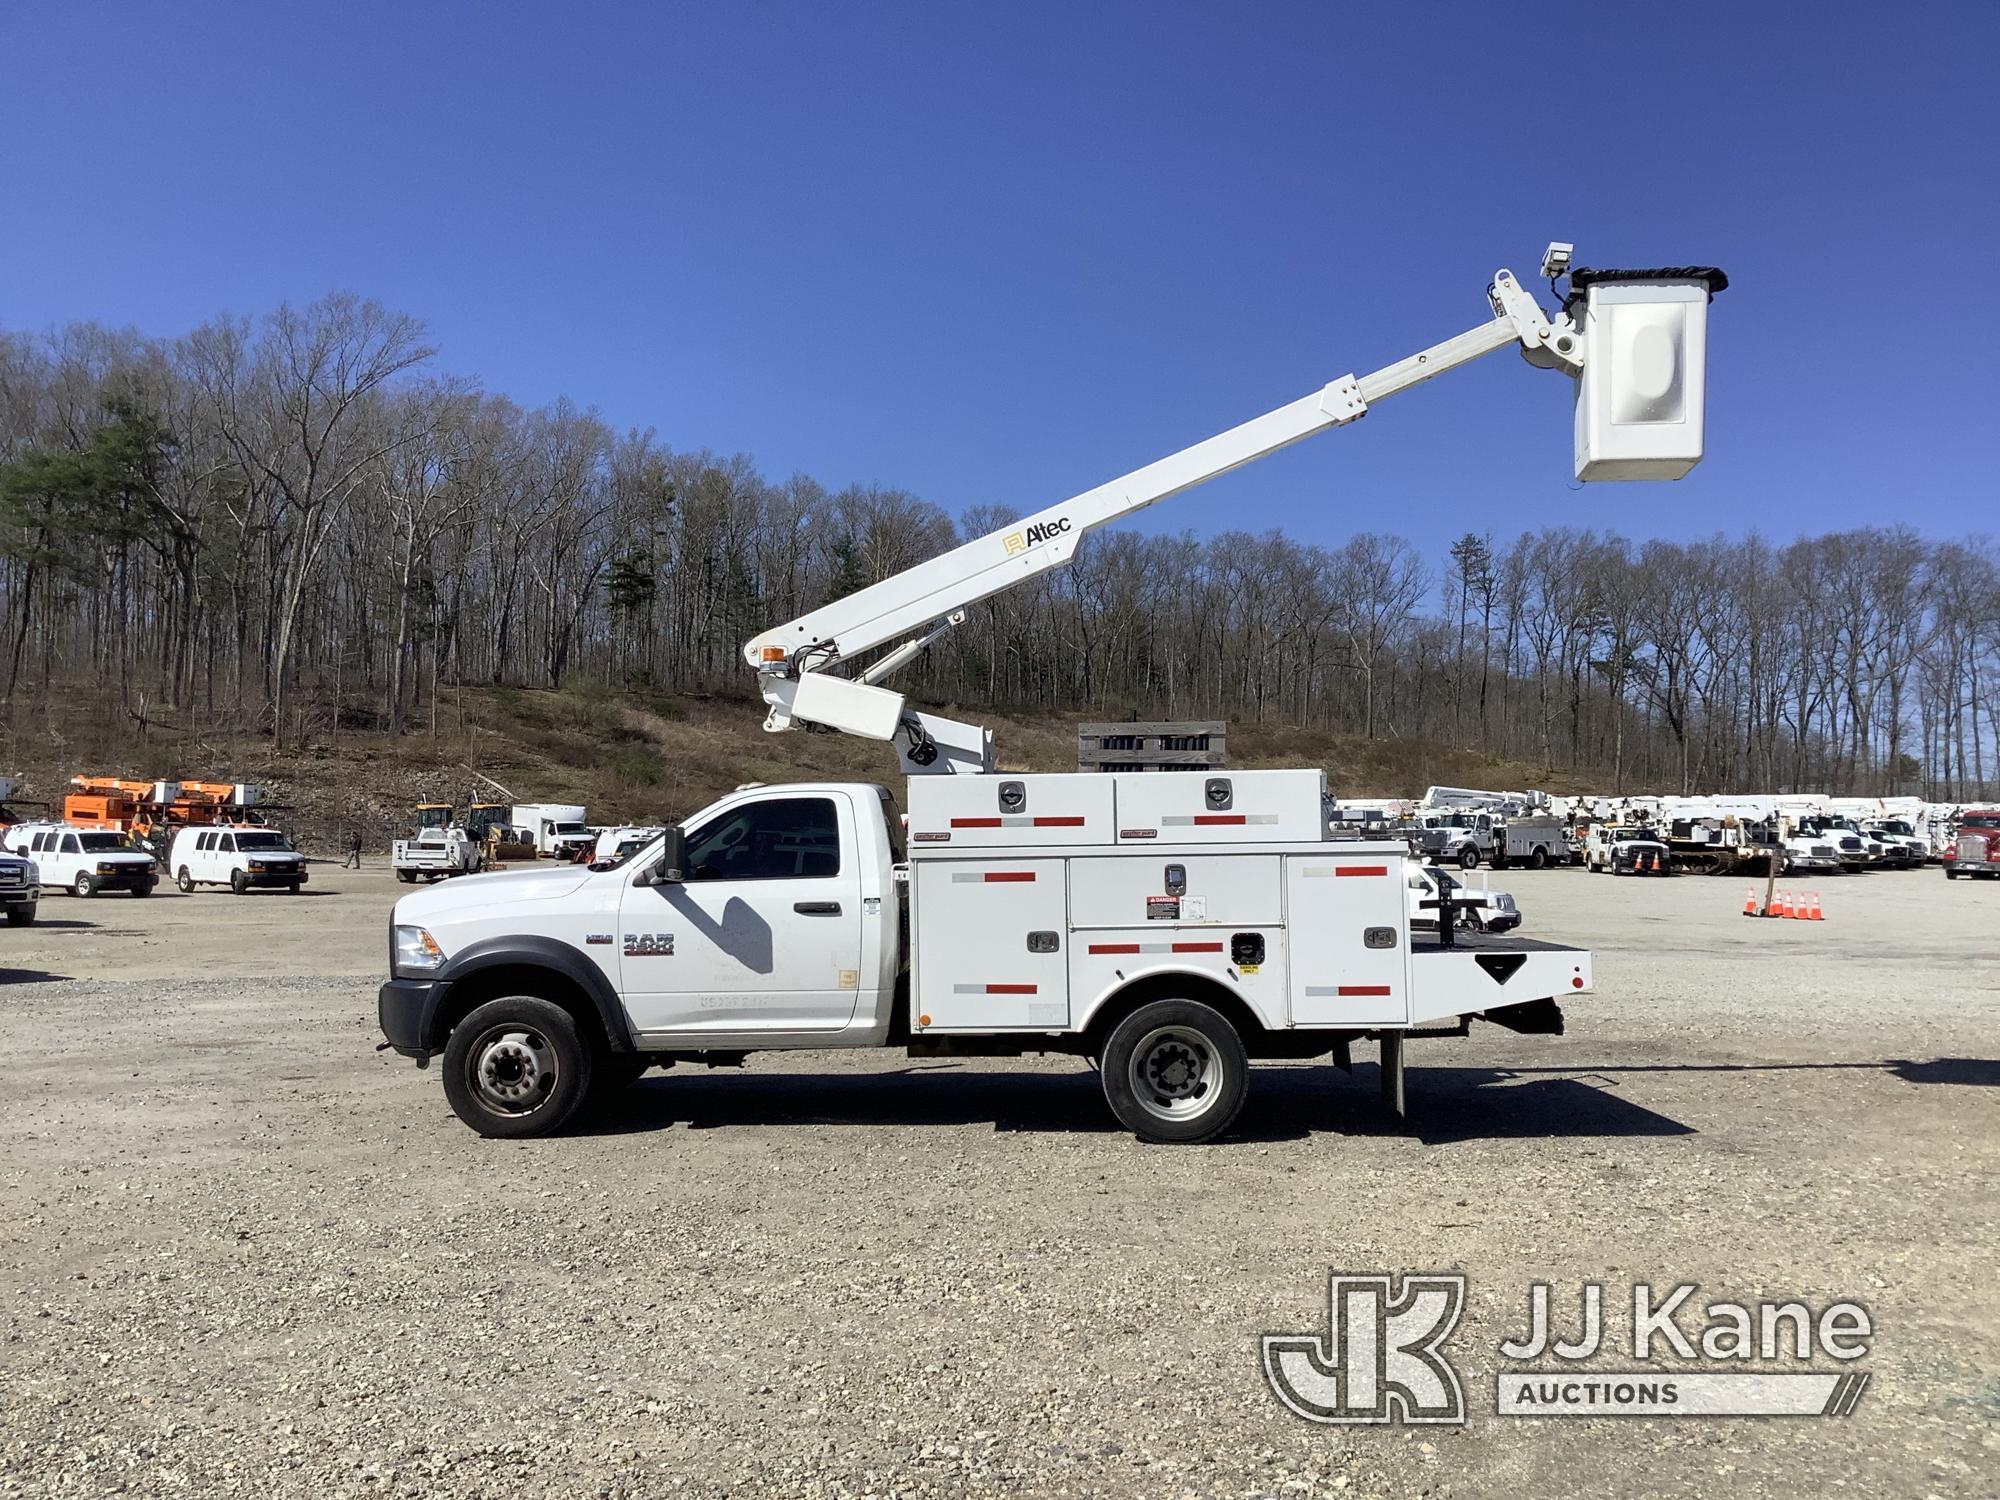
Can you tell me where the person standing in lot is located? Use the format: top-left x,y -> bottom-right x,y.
344,829 -> 363,869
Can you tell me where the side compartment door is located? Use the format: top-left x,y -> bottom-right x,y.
1285,855 -> 1410,1026
619,791 -> 864,1035
911,858 -> 1069,1030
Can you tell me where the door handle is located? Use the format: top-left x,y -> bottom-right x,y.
794,900 -> 842,915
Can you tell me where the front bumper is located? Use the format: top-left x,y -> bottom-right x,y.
95,869 -> 156,891
244,867 -> 307,887
0,884 -> 38,904
379,977 -> 440,1058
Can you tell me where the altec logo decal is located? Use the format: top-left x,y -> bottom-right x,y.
1002,516 -> 1073,555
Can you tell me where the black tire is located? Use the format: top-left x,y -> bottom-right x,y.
177,866 -> 196,893
1529,846 -> 1549,870
287,880 -> 302,894
74,872 -> 97,898
1458,846 -> 1480,871
132,881 -> 154,897
396,870 -> 416,884
229,869 -> 248,895
5,904 -> 32,927
1944,866 -> 1958,880
1099,998 -> 1248,1144
441,995 -> 594,1139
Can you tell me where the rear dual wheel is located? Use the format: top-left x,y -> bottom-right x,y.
1099,999 -> 1248,1144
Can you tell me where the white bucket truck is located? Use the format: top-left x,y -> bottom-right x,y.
377,244 -> 1721,1142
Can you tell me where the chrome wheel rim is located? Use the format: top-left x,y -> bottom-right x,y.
1126,1024 -> 1226,1124
468,1024 -> 559,1116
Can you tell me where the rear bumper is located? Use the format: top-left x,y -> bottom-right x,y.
379,978 -> 440,1057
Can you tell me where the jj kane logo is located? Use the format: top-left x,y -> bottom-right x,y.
1263,1274 -> 1467,1424
1002,515 -> 1073,556
1263,1274 -> 1873,1425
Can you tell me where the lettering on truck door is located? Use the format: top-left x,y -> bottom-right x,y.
619,792 -> 864,1034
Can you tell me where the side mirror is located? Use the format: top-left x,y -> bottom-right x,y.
647,826 -> 685,885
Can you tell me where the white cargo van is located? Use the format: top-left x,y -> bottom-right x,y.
5,823 -> 158,896
167,826 -> 308,894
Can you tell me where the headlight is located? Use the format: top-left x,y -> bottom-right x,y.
394,925 -> 446,975
96,862 -> 119,874
1494,893 -> 1517,911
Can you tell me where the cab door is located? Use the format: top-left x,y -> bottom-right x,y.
617,790 -> 865,1035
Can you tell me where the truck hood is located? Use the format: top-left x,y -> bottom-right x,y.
396,863 -> 595,920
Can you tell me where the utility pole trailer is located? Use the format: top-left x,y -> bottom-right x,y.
377,245 -> 1723,1141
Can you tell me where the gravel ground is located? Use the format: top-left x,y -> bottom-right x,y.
3,864 -> 1997,1497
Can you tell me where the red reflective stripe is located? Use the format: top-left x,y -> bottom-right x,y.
983,871 -> 1036,882
1089,943 -> 1141,954
1171,942 -> 1224,953
987,983 -> 1037,994
1335,865 -> 1388,877
1337,984 -> 1392,996
1192,814 -> 1246,825
1033,815 -> 1085,826
951,817 -> 1002,828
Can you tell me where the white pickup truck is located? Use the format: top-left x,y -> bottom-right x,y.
378,770 -> 1590,1143
393,826 -> 482,883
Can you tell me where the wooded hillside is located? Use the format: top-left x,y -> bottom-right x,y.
2,296 -> 1993,798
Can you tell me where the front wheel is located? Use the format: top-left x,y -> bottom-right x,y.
74,873 -> 97,898
1457,846 -> 1480,871
441,996 -> 594,1138
177,866 -> 196,893
229,869 -> 248,895
131,881 -> 154,897
1099,999 -> 1248,1144
1944,866 -> 1959,880
5,904 -> 32,927
1529,846 -> 1549,871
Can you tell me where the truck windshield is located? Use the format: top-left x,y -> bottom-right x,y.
1963,814 -> 1999,829
76,832 -> 135,852
554,823 -> 587,835
235,832 -> 291,851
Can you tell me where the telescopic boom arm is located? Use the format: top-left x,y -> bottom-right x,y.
743,248 -> 1672,774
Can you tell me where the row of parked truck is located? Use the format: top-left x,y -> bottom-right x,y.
1327,786 -> 1989,879
0,774 -> 314,925
392,799 -> 662,883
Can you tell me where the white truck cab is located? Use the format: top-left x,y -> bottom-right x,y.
6,823 -> 158,896
379,771 -> 1590,1143
0,841 -> 40,924
167,826 -> 308,893
1406,863 -> 1520,934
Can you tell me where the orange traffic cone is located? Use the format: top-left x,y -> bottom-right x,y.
1743,886 -> 1758,917
1789,890 -> 1810,919
1768,889 -> 1791,919
1808,892 -> 1825,921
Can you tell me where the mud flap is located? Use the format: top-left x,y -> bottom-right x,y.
1380,1032 -> 1404,1117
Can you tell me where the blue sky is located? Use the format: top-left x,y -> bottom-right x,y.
2,2 -> 1992,555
